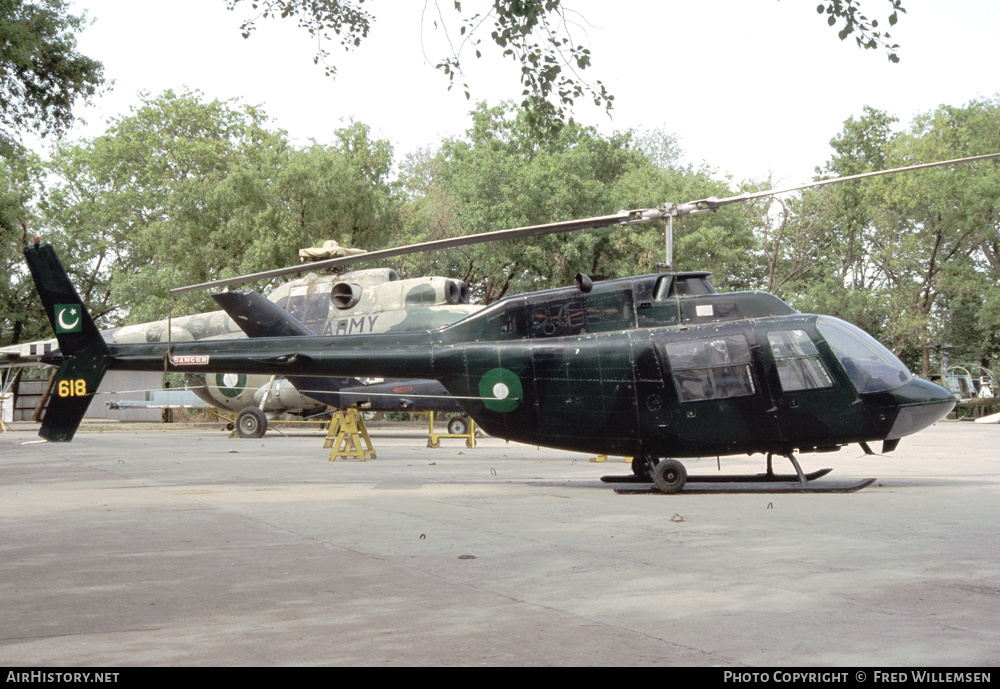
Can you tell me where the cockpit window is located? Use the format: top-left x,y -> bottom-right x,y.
767,329 -> 833,392
816,317 -> 912,393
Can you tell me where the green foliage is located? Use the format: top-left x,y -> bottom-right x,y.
0,151 -> 47,345
7,61 -> 999,386
869,100 -> 1000,362
397,102 -> 757,302
40,90 -> 401,325
763,107 -> 903,311
226,0 -> 612,135
225,2 -> 907,134
0,0 -> 104,156
41,90 -> 286,322
435,1 -> 613,134
225,0 -> 371,78
399,101 -> 635,301
790,273 -> 890,341
771,96 -> 1000,374
815,0 -> 906,62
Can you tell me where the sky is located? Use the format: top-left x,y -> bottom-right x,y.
60,0 -> 1000,188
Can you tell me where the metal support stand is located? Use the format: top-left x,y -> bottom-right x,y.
426,411 -> 476,449
323,408 -> 376,461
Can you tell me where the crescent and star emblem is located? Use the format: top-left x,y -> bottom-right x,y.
55,305 -> 82,333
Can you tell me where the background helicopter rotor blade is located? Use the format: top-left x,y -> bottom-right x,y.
170,152 -> 1000,295
169,208 -> 667,295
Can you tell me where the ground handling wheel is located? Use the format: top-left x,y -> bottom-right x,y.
653,459 -> 687,493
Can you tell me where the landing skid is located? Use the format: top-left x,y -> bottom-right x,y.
601,468 -> 834,484
606,453 -> 876,494
611,477 -> 876,494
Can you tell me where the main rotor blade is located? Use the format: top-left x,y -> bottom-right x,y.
674,152 -> 1000,216
171,151 -> 1000,295
169,208 -> 666,294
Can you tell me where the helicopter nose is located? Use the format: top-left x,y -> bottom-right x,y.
885,377 -> 956,440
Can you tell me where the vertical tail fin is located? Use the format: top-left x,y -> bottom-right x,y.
23,240 -> 111,442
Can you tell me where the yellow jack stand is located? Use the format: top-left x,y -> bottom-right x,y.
324,408 -> 376,461
426,411 -> 477,449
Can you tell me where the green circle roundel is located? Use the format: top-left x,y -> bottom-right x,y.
215,372 -> 248,399
478,368 -> 523,413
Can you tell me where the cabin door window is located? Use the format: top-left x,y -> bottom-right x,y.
662,334 -> 756,403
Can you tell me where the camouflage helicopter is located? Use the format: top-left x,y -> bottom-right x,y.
23,153 -> 997,493
2,240 -> 480,436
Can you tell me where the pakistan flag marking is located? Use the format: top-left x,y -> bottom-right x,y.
54,305 -> 82,333
478,368 -> 523,413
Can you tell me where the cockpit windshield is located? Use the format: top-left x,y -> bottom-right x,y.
815,317 -> 912,393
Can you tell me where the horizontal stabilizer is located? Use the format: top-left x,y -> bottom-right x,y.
212,290 -> 316,337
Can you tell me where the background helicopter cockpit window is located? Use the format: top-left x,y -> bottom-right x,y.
816,318 -> 913,394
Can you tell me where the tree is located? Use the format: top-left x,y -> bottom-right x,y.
816,0 -> 906,62
0,151 -> 48,346
396,102 -> 758,303
227,1 -> 907,133
274,122 -> 400,257
41,90 -> 402,324
399,101 -> 637,301
228,0 -> 613,134
767,107 -> 901,337
772,99 -> 1000,374
399,101 -> 622,302
0,0 -> 104,156
891,99 -> 1000,371
0,1 -> 909,156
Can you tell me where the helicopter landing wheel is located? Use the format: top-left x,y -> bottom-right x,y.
653,459 -> 687,493
447,416 -> 469,436
631,455 -> 659,481
236,406 -> 267,439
